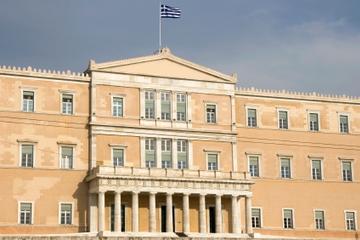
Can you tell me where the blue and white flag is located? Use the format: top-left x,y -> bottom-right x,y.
161,4 -> 181,18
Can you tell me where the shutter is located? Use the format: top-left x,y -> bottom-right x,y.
249,156 -> 258,166
177,102 -> 186,113
21,203 -> 32,211
61,204 -> 72,211
248,109 -> 256,118
177,152 -> 187,162
281,158 -> 290,167
162,152 -> 171,162
279,111 -> 287,120
113,149 -> 123,159
145,100 -> 154,109
24,91 -> 34,99
310,113 -> 318,122
315,211 -> 324,219
161,101 -> 170,113
340,115 -> 348,124
208,154 -> 217,164
252,208 -> 260,217
22,145 -> 33,154
312,160 -> 321,169
146,151 -> 155,161
284,209 -> 292,218
62,147 -> 73,157
346,212 -> 354,219
343,162 -> 351,171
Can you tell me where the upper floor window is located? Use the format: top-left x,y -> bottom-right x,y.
21,144 -> 34,168
207,153 -> 218,170
161,139 -> 172,168
145,138 -> 156,168
345,211 -> 356,231
309,112 -> 319,131
177,140 -> 188,169
60,146 -> 73,169
312,160 -> 322,180
280,157 -> 291,179
62,94 -> 73,115
112,148 -> 124,167
112,97 -> 123,117
247,108 -> 257,127
278,110 -> 288,129
145,91 -> 155,119
22,91 -> 34,112
252,208 -> 262,228
176,93 -> 187,121
206,104 -> 216,123
60,203 -> 72,225
19,202 -> 32,224
283,209 -> 294,229
315,210 -> 325,230
249,155 -> 260,177
161,92 -> 171,121
339,115 -> 349,133
342,161 -> 353,182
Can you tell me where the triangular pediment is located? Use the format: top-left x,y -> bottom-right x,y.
88,48 -> 236,83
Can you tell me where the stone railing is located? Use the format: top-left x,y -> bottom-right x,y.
90,165 -> 250,181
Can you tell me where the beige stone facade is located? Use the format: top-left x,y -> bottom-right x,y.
0,48 -> 359,239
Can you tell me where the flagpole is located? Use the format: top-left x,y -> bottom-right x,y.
159,2 -> 162,51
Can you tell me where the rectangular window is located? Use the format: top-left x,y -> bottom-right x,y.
60,146 -> 73,169
312,160 -> 322,180
60,203 -> 72,225
283,209 -> 294,229
342,161 -> 353,182
207,153 -> 218,170
278,110 -> 288,129
161,92 -> 171,120
161,139 -> 172,168
340,115 -> 349,133
112,148 -> 124,167
247,108 -> 257,127
19,202 -> 32,224
249,156 -> 259,177
22,91 -> 34,112
309,112 -> 319,131
252,208 -> 261,228
177,140 -> 188,169
176,93 -> 186,121
345,211 -> 356,230
206,104 -> 216,123
21,144 -> 34,168
315,210 -> 325,230
145,138 -> 156,168
145,91 -> 155,119
280,158 -> 291,179
112,97 -> 123,117
62,94 -> 73,115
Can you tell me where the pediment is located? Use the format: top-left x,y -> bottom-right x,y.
89,48 -> 236,83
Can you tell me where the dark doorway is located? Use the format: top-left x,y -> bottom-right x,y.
209,206 -> 216,233
110,204 -> 126,232
161,205 -> 175,232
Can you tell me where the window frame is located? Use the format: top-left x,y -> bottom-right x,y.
111,95 -> 125,118
282,208 -> 295,229
19,143 -> 36,168
177,139 -> 188,169
277,108 -> 289,130
161,138 -> 172,168
310,158 -> 324,181
341,159 -> 353,182
144,90 -> 156,120
251,207 -> 263,228
144,137 -> 156,168
279,156 -> 292,179
58,202 -> 74,225
313,209 -> 326,230
18,201 -> 34,225
111,146 -> 126,167
60,91 -> 75,115
205,103 -> 217,124
307,110 -> 321,132
247,154 -> 261,177
338,112 -> 350,134
206,151 -> 220,171
58,145 -> 75,169
246,106 -> 258,128
21,88 -> 36,112
160,91 -> 171,121
176,93 -> 187,122
344,210 -> 357,231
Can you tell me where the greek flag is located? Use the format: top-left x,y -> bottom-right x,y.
161,4 -> 181,18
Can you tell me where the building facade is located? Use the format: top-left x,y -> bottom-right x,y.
0,48 -> 359,239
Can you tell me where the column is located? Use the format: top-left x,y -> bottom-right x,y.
231,142 -> 238,172
245,195 -> 253,234
98,191 -> 105,232
140,137 -> 145,168
132,191 -> 139,232
88,193 -> 97,232
199,194 -> 206,233
114,191 -> 122,232
232,195 -> 240,234
183,193 -> 190,233
172,139 -> 178,169
215,194 -> 222,233
149,192 -> 156,232
187,93 -> 192,128
156,138 -> 162,168
166,193 -> 173,232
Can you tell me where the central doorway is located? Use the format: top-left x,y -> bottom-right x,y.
161,205 -> 175,232
208,206 -> 216,233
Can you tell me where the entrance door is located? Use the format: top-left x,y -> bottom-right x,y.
208,206 -> 216,233
110,204 -> 126,232
161,205 -> 175,232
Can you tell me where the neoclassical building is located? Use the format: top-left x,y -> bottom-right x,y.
0,48 -> 359,239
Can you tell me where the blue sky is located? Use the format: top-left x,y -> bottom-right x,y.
1,0 -> 359,95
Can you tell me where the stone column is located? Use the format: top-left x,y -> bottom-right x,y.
132,191 -> 139,232
88,193 -> 97,232
245,195 -> 253,234
166,193 -> 173,232
149,192 -> 156,232
114,191 -> 122,232
183,193 -> 190,233
98,191 -> 105,232
232,195 -> 240,234
215,194 -> 222,233
199,194 -> 206,233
